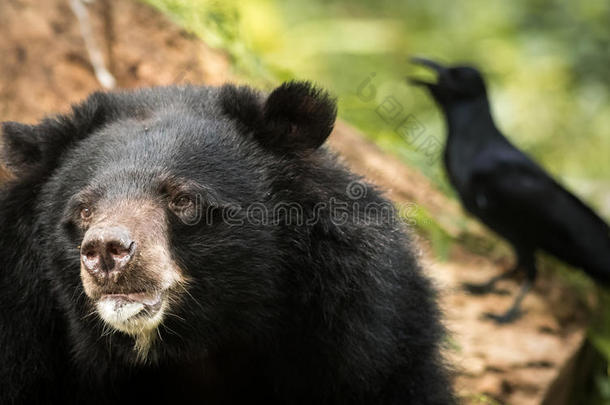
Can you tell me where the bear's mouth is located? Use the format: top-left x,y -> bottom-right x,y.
96,291 -> 166,332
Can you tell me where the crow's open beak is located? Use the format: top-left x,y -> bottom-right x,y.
407,57 -> 446,87
410,57 -> 446,72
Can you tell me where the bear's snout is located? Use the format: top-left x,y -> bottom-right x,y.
81,225 -> 136,283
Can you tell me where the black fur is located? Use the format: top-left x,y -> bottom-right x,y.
0,82 -> 454,404
219,81 -> 337,153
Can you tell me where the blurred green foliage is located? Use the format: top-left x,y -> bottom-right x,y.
142,0 -> 610,400
143,0 -> 610,219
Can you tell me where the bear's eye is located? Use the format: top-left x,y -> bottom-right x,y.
170,195 -> 194,211
80,206 -> 93,220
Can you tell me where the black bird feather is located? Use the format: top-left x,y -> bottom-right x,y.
410,57 -> 610,323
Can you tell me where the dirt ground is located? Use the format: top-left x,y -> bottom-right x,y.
0,0 -> 592,403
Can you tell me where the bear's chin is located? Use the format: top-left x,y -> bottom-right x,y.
95,292 -> 167,359
96,292 -> 165,331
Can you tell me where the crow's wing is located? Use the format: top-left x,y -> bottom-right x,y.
469,147 -> 610,280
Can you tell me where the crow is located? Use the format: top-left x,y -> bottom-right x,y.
409,57 -> 610,323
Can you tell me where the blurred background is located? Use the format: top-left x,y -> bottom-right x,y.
1,0 -> 609,403
145,0 -> 610,207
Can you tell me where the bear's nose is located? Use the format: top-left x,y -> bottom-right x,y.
80,226 -> 136,282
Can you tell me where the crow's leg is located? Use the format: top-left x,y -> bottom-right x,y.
484,253 -> 537,324
462,247 -> 535,295
484,280 -> 532,323
462,267 -> 518,295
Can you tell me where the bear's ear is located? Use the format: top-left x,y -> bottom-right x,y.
1,92 -> 112,176
1,122 -> 43,174
221,81 -> 337,154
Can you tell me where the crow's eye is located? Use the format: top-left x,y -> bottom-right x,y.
80,206 -> 93,220
449,69 -> 462,80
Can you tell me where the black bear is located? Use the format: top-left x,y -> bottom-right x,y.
0,82 -> 453,404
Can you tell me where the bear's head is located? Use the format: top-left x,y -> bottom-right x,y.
1,82 -> 337,363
